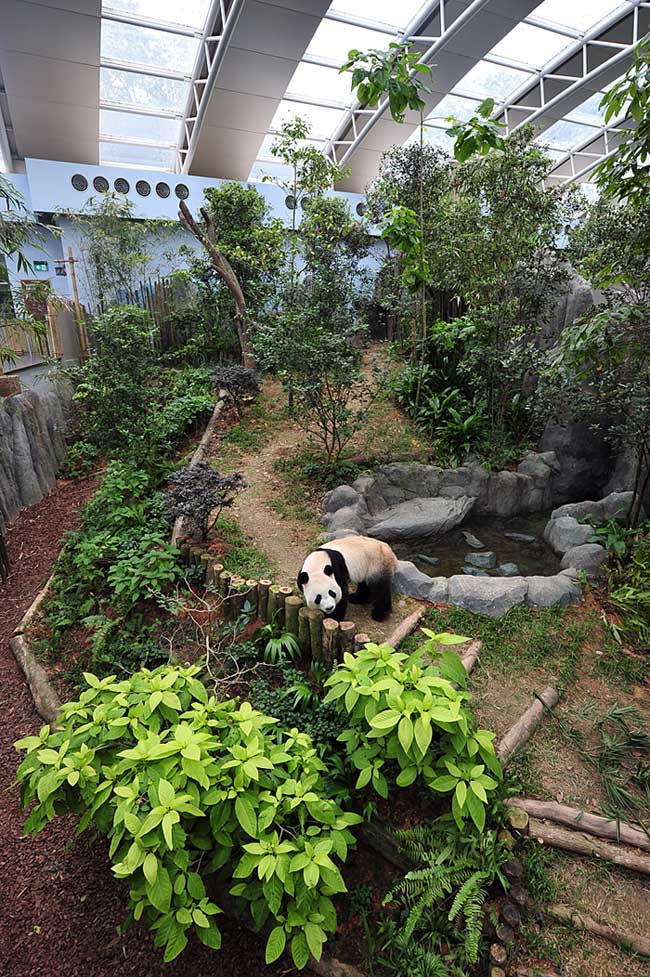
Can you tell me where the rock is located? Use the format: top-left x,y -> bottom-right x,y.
363,463 -> 442,515
323,484 -> 360,513
539,419 -> 610,503
322,529 -> 360,541
368,496 -> 475,543
517,455 -> 552,479
462,530 -> 484,548
543,515 -> 594,554
526,574 -> 582,608
427,576 -> 450,602
466,551 -> 497,569
393,560 -> 449,602
560,543 -> 608,575
479,471 -> 523,517
496,562 -> 520,577
599,490 -> 635,521
500,903 -> 521,930
550,492 -> 634,523
463,566 -> 489,576
448,576 -> 528,618
323,505 -> 366,535
551,499 -> 603,521
504,532 -> 536,543
351,475 -> 373,495
503,858 -> 523,881
438,464 -> 488,500
417,553 -> 440,568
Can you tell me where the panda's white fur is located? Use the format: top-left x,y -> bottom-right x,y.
298,535 -> 398,621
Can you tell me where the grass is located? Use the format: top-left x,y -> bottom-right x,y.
522,839 -> 558,903
217,515 -> 274,578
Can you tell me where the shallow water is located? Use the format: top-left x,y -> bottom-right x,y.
394,512 -> 560,578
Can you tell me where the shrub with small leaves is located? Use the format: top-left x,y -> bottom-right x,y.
15,665 -> 362,967
213,365 -> 260,409
166,462 -> 246,541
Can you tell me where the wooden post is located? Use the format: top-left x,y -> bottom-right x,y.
285,596 -> 302,638
267,584 -> 281,624
322,619 -> 340,668
245,579 -> 259,618
258,579 -> 272,622
276,586 -> 293,629
207,561 -> 224,588
229,577 -> 247,620
354,632 -> 370,652
179,540 -> 190,565
308,610 -> 324,662
67,247 -> 88,361
46,300 -> 63,359
190,546 -> 203,569
218,570 -> 232,599
298,606 -> 311,651
200,552 -> 210,580
339,621 -> 356,658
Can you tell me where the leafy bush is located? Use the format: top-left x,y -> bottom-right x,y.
606,536 -> 650,649
16,665 -> 362,967
213,365 -> 260,409
61,440 -> 99,479
106,531 -> 181,606
166,462 -> 246,542
324,634 -> 502,831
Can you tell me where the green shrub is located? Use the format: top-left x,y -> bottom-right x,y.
61,440 -> 99,479
15,665 -> 361,967
324,634 -> 502,831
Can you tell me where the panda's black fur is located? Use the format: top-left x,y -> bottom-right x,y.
297,536 -> 397,622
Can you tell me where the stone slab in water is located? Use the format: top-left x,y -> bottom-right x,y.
417,553 -> 440,568
466,550 -> 497,569
496,562 -> 520,577
504,532 -> 536,543
462,531 -> 484,548
368,495 -> 475,543
463,566 -> 488,576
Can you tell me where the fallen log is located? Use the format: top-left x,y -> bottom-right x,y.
528,818 -> 650,877
496,687 -> 559,765
546,903 -> 650,958
10,633 -> 61,725
385,608 -> 425,648
460,639 -> 482,674
506,798 -> 650,852
358,823 -> 415,874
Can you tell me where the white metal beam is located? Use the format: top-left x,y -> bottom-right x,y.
0,104 -> 12,172
544,112 -> 628,183
178,0 -> 246,174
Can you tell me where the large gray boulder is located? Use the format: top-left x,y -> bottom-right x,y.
544,516 -> 594,555
368,496 -> 475,543
323,484 -> 360,513
323,505 -> 366,535
392,560 -> 449,602
526,574 -> 582,608
552,491 -> 634,524
448,575 -> 528,618
560,543 -> 608,575
364,463 -> 442,515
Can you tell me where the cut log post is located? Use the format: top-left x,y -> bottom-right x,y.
546,903 -> 650,958
359,823 -> 416,873
285,596 -> 302,639
190,546 -> 203,568
528,818 -> 650,876
179,540 -> 190,565
322,619 -> 340,668
461,639 -> 482,674
298,606 -> 311,651
354,632 -> 370,652
267,584 -> 281,625
200,552 -> 211,579
229,578 -> 247,620
386,608 -> 424,648
276,586 -> 293,629
218,570 -> 232,600
308,609 -> 324,662
206,561 -> 223,588
339,621 -> 356,658
506,798 -> 650,852
496,687 -> 560,765
257,579 -> 272,622
245,579 -> 258,617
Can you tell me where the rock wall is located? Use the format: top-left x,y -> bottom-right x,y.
0,385 -> 71,533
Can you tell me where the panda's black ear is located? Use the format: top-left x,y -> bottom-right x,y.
324,565 -> 333,576
297,571 -> 309,591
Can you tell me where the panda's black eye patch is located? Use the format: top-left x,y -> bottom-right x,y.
328,590 -> 336,598
324,565 -> 333,576
315,595 -> 322,605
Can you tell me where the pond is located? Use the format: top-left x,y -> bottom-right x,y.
394,512 -> 560,578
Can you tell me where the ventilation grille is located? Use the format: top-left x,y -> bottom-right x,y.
114,177 -> 130,194
156,181 -> 170,198
93,175 -> 109,193
135,180 -> 151,197
71,174 -> 88,191
175,183 -> 189,200
356,202 -> 367,217
285,194 -> 297,210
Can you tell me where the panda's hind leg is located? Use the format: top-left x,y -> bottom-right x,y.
349,581 -> 369,605
369,575 -> 393,621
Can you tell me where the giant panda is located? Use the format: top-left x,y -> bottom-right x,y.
297,535 -> 398,623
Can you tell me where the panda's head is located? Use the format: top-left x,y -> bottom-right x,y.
297,548 -> 347,615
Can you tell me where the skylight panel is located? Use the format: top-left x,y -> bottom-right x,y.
270,100 -> 347,141
305,20 -> 396,67
455,61 -> 530,101
565,91 -> 607,125
426,94 -> 481,124
404,125 -> 454,154
537,119 -> 598,151
248,159 -> 295,184
529,0 -> 628,33
257,133 -> 326,161
491,23 -> 572,69
327,0 -> 424,30
103,0 -> 210,30
100,108 -> 180,144
101,67 -> 189,113
99,141 -> 177,169
287,62 -> 354,106
101,20 -> 199,73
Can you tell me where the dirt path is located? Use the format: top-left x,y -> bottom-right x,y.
0,477 -> 293,977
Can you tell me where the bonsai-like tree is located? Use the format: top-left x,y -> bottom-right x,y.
166,461 -> 246,542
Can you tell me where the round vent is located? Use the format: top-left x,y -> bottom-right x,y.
285,194 -> 297,210
114,177 -> 130,194
356,201 -> 367,217
71,174 -> 88,192
175,183 -> 189,200
136,180 -> 151,197
156,181 -> 171,198
300,196 -> 312,211
93,175 -> 109,193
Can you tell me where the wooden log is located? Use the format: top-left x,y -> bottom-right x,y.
285,596 -> 302,638
308,609 -> 324,662
339,621 -> 356,658
385,608 -> 424,648
507,806 -> 530,833
190,546 -> 203,567
505,798 -> 650,852
460,638 -> 482,674
496,687 -> 560,765
206,560 -> 223,587
267,584 -> 281,625
179,540 -> 190,565
359,823 -> 416,873
245,579 -> 258,617
218,570 -> 232,599
257,579 -> 272,622
200,552 -> 211,579
230,580 -> 248,621
276,586 -> 293,629
489,944 -> 507,967
354,632 -> 370,652
10,634 -> 61,725
528,818 -> 650,877
13,573 -> 54,636
298,606 -> 311,651
322,619 -> 340,668
546,903 -> 650,958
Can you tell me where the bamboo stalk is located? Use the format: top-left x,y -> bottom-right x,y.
277,586 -> 293,629
546,903 -> 650,958
285,596 -> 302,638
258,579 -> 272,622
528,818 -> 650,877
308,609 -> 324,662
338,621 -> 356,658
506,798 -> 650,852
267,584 -> 281,624
298,606 -> 311,651
322,619 -> 340,668
496,687 -> 560,765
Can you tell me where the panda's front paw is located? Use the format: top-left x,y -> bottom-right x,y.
371,608 -> 388,621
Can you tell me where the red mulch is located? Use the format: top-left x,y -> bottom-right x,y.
0,477 -> 297,977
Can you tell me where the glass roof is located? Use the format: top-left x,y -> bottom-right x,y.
99,141 -> 178,169
328,0 -> 425,31
490,23 -> 572,70
456,61 -> 530,101
287,62 -> 354,106
529,0 -> 629,33
100,108 -> 180,143
537,118 -> 599,151
305,20 -> 395,67
270,101 -> 348,141
104,1 -> 211,30
426,94 -> 481,125
101,21 -> 199,73
100,67 -> 189,114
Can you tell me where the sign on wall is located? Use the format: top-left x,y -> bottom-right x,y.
33,261 -> 49,272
